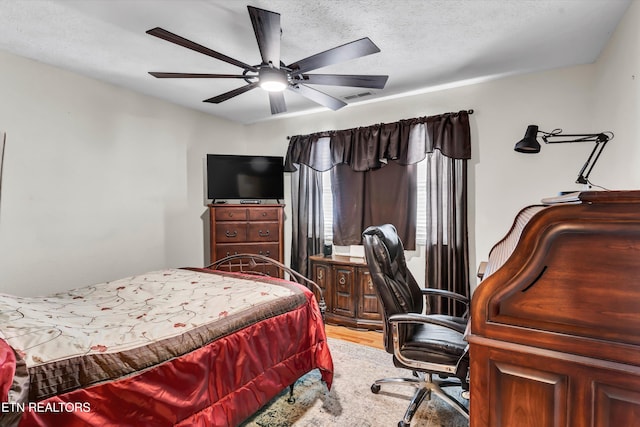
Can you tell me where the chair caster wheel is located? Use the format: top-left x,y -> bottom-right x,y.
371,383 -> 381,394
398,422 -> 410,427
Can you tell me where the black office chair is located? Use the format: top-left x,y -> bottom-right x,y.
362,224 -> 470,427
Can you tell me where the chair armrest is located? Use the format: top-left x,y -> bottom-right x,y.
388,313 -> 466,334
420,288 -> 469,305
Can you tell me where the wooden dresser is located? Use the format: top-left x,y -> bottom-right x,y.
468,191 -> 640,427
309,254 -> 382,330
208,204 -> 284,277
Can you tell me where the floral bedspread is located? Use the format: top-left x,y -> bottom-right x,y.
0,268 -> 306,400
0,268 -> 296,365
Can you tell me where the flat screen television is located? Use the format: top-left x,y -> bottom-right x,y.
206,154 -> 284,201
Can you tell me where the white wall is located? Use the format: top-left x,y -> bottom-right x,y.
0,51 -> 244,295
592,0 -> 640,190
1,2 -> 637,296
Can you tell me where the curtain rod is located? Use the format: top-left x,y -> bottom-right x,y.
286,109 -> 474,140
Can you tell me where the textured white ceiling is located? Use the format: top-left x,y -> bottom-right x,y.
0,0 -> 632,124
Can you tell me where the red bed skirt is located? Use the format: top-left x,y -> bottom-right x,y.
3,282 -> 332,427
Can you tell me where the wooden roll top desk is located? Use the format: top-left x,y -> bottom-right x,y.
469,191 -> 640,427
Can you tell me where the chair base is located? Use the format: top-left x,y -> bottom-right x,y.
371,372 -> 469,426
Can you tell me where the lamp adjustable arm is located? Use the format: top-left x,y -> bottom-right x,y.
576,137 -> 608,184
514,125 -> 614,185
541,131 -> 611,184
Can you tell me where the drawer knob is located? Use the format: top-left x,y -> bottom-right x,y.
318,270 -> 324,280
225,230 -> 238,238
258,230 -> 270,237
262,212 -> 267,216
339,277 -> 346,285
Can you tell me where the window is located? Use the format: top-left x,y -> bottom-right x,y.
322,170 -> 333,243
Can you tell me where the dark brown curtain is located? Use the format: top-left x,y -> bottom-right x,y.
284,114 -> 470,173
419,111 -> 471,315
331,161 -> 417,249
425,150 -> 469,316
286,111 -> 471,304
290,163 -> 324,278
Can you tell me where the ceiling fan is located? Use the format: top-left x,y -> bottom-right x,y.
146,5 -> 388,115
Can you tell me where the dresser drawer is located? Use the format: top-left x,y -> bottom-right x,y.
215,207 -> 248,221
215,243 -> 280,259
248,207 -> 280,221
215,222 -> 247,242
247,222 -> 280,242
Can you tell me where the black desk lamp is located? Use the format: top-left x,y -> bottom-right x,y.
514,125 -> 613,185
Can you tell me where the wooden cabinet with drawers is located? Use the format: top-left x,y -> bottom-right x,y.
209,204 -> 284,277
309,254 -> 382,330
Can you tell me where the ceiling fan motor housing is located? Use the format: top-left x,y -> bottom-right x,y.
258,66 -> 288,92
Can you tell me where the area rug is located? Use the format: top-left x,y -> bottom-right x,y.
241,337 -> 468,426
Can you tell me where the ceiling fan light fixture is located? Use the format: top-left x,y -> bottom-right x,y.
147,6 -> 387,114
259,67 -> 288,92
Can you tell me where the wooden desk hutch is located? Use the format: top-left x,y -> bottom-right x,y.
469,191 -> 640,427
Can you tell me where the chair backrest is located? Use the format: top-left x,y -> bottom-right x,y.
362,224 -> 425,353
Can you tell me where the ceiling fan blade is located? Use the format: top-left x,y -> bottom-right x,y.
149,72 -> 254,79
288,38 -> 381,75
146,27 -> 258,72
247,6 -> 281,66
203,82 -> 259,104
268,92 -> 287,114
300,74 -> 388,89
289,84 -> 347,111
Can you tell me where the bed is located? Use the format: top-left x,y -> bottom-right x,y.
0,258 -> 333,427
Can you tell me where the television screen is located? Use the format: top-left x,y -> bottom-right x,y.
206,154 -> 284,201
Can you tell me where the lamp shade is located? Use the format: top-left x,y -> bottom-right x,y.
514,125 -> 541,153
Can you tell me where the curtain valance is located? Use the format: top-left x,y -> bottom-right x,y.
284,110 -> 471,172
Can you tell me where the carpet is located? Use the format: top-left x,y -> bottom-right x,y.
241,337 -> 468,426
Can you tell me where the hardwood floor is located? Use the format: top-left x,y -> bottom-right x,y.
324,324 -> 385,350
